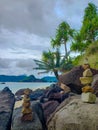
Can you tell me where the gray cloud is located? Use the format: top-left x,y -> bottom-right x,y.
16,59 -> 35,69
0,58 -> 38,76
0,0 -> 58,37
0,0 -> 97,37
0,58 -> 11,68
0,29 -> 50,59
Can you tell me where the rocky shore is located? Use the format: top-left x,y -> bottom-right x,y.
1,66 -> 98,130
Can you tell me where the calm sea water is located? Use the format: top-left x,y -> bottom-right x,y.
0,82 -> 52,94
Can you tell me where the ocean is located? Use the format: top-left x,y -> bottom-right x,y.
0,82 -> 52,94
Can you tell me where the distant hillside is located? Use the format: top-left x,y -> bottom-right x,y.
41,76 -> 58,82
0,75 -> 27,82
21,75 -> 42,82
0,75 -> 57,82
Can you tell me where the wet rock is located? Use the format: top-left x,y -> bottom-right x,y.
0,87 -> 15,130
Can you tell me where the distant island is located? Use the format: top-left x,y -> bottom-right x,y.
0,75 -> 58,82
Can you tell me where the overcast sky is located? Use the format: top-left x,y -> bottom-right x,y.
0,0 -> 98,77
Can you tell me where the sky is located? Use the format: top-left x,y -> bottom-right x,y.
0,0 -> 98,77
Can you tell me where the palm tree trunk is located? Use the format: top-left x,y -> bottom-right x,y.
53,69 -> 59,80
64,42 -> 68,61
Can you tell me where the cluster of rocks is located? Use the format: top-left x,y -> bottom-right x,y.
1,66 -> 98,130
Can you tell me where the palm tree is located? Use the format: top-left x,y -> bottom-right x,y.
34,49 -> 60,80
51,21 -> 74,61
33,49 -> 73,80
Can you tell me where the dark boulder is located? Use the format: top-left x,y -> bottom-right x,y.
15,88 -> 33,96
30,88 -> 46,101
42,101 -> 59,122
11,101 -> 47,130
48,92 -> 69,103
59,66 -> 84,94
0,87 -> 15,130
59,66 -> 98,94
45,84 -> 63,98
39,84 -> 63,103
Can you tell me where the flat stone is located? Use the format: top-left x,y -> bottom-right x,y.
21,113 -> 33,121
83,68 -> 93,77
81,92 -> 96,103
82,86 -> 94,93
80,77 -> 93,85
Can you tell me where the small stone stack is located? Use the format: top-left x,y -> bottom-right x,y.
80,66 -> 96,103
21,88 -> 33,121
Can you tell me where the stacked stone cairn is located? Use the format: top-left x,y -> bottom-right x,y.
21,88 -> 33,121
80,64 -> 96,103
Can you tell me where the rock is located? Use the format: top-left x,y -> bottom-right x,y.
15,88 -> 33,96
82,86 -> 94,93
81,92 -> 96,103
40,84 -> 70,103
11,107 -> 42,130
48,92 -> 69,103
45,84 -> 62,98
0,87 -> 15,130
80,77 -> 93,85
60,83 -> 71,93
12,101 -> 47,130
59,66 -> 84,94
31,101 -> 47,130
42,101 -> 59,122
2,86 -> 12,93
59,66 -> 98,94
90,68 -> 98,75
83,68 -> 93,77
48,97 -> 98,130
21,89 -> 33,121
92,74 -> 98,96
30,88 -> 46,101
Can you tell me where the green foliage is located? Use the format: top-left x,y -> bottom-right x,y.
71,3 -> 98,53
81,3 -> 98,43
71,32 -> 90,53
60,57 -> 74,72
72,55 -> 83,66
86,41 -> 98,55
